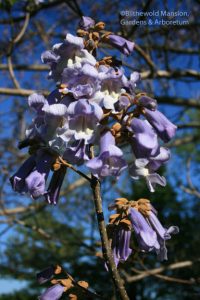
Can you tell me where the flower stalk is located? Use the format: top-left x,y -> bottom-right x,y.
90,174 -> 129,300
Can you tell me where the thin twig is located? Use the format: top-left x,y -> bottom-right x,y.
59,157 -> 91,182
7,56 -> 21,89
13,12 -> 30,44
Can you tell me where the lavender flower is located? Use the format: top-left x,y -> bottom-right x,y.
148,147 -> 171,171
25,150 -> 55,199
38,284 -> 65,300
144,108 -> 177,142
79,16 -> 95,30
25,89 -> 66,146
137,95 -> 157,110
148,211 -> 179,260
86,131 -> 127,179
115,95 -> 130,110
67,99 -> 103,143
10,155 -> 36,194
61,63 -> 100,99
129,207 -> 179,260
106,34 -> 134,55
129,208 -> 159,252
129,118 -> 159,158
93,65 -> 128,110
41,33 -> 96,82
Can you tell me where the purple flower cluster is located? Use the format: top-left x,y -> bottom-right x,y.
10,16 -> 177,204
109,198 -> 179,266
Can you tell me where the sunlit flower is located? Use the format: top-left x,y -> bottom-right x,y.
86,131 -> 127,178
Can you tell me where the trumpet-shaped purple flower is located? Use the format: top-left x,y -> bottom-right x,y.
129,207 -> 179,260
67,99 -> 103,143
24,89 -> 67,146
115,95 -> 130,111
129,118 -> 159,158
25,151 -> 55,199
45,166 -> 67,205
129,158 -> 166,192
41,33 -> 96,82
61,63 -> 100,99
93,65 -> 128,110
129,208 -> 159,252
137,95 -> 157,111
112,227 -> 132,266
38,284 -> 65,300
86,131 -> 127,179
144,108 -> 177,142
107,34 -> 134,55
148,211 -> 179,260
79,16 -> 95,30
10,155 -> 36,194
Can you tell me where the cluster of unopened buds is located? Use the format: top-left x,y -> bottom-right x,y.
10,16 -> 179,299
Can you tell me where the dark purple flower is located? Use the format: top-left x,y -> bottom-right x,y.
45,166 -> 67,205
63,140 -> 89,166
25,151 -> 55,199
137,95 -> 157,111
129,208 -> 159,252
79,16 -> 95,30
36,266 -> 55,284
86,131 -> 127,179
144,108 -> 177,142
112,227 -> 132,266
148,211 -> 179,260
129,118 -> 159,158
10,155 -> 36,194
38,284 -> 65,300
107,34 -> 134,55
